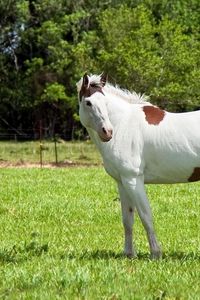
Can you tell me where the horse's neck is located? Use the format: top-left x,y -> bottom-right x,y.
105,93 -> 130,127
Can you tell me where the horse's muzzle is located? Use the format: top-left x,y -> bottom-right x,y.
100,136 -> 112,142
99,127 -> 113,142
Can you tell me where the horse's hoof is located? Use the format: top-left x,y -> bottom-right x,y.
150,251 -> 162,260
124,252 -> 137,259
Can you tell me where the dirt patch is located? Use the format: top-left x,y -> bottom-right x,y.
0,160 -> 102,168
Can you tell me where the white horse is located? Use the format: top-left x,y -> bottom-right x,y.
77,73 -> 200,259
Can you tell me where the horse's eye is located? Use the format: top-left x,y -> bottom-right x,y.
90,83 -> 97,88
86,101 -> 92,107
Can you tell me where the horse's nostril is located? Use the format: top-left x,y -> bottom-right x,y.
102,127 -> 107,134
102,127 -> 113,137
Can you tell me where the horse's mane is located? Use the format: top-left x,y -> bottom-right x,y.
88,74 -> 150,104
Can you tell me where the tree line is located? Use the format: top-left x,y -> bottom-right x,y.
0,0 -> 199,139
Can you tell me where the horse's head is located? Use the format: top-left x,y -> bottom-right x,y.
77,73 -> 113,142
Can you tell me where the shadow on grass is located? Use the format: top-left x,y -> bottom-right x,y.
162,251 -> 200,261
1,246 -> 199,263
61,249 -> 200,261
0,241 -> 49,264
61,249 -> 124,260
62,250 -> 150,261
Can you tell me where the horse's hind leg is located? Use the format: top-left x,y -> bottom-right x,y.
121,176 -> 162,259
118,183 -> 136,258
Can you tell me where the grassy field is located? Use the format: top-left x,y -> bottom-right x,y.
0,140 -> 101,165
0,167 -> 200,299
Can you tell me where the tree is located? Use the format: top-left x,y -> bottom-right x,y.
96,3 -> 200,111
0,0 -> 199,139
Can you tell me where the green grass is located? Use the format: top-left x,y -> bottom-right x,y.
0,167 -> 200,299
0,140 -> 101,165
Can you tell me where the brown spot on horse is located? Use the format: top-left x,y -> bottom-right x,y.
143,106 -> 165,125
188,167 -> 200,182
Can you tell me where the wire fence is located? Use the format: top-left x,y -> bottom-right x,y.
0,130 -> 101,167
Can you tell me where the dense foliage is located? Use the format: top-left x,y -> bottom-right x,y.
0,0 -> 199,139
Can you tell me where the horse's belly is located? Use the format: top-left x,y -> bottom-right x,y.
143,134 -> 200,183
144,162 -> 200,184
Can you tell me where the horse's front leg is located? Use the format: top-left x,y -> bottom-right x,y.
121,175 -> 162,259
118,183 -> 136,258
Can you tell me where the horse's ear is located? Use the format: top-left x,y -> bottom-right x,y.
100,73 -> 107,87
83,73 -> 89,88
